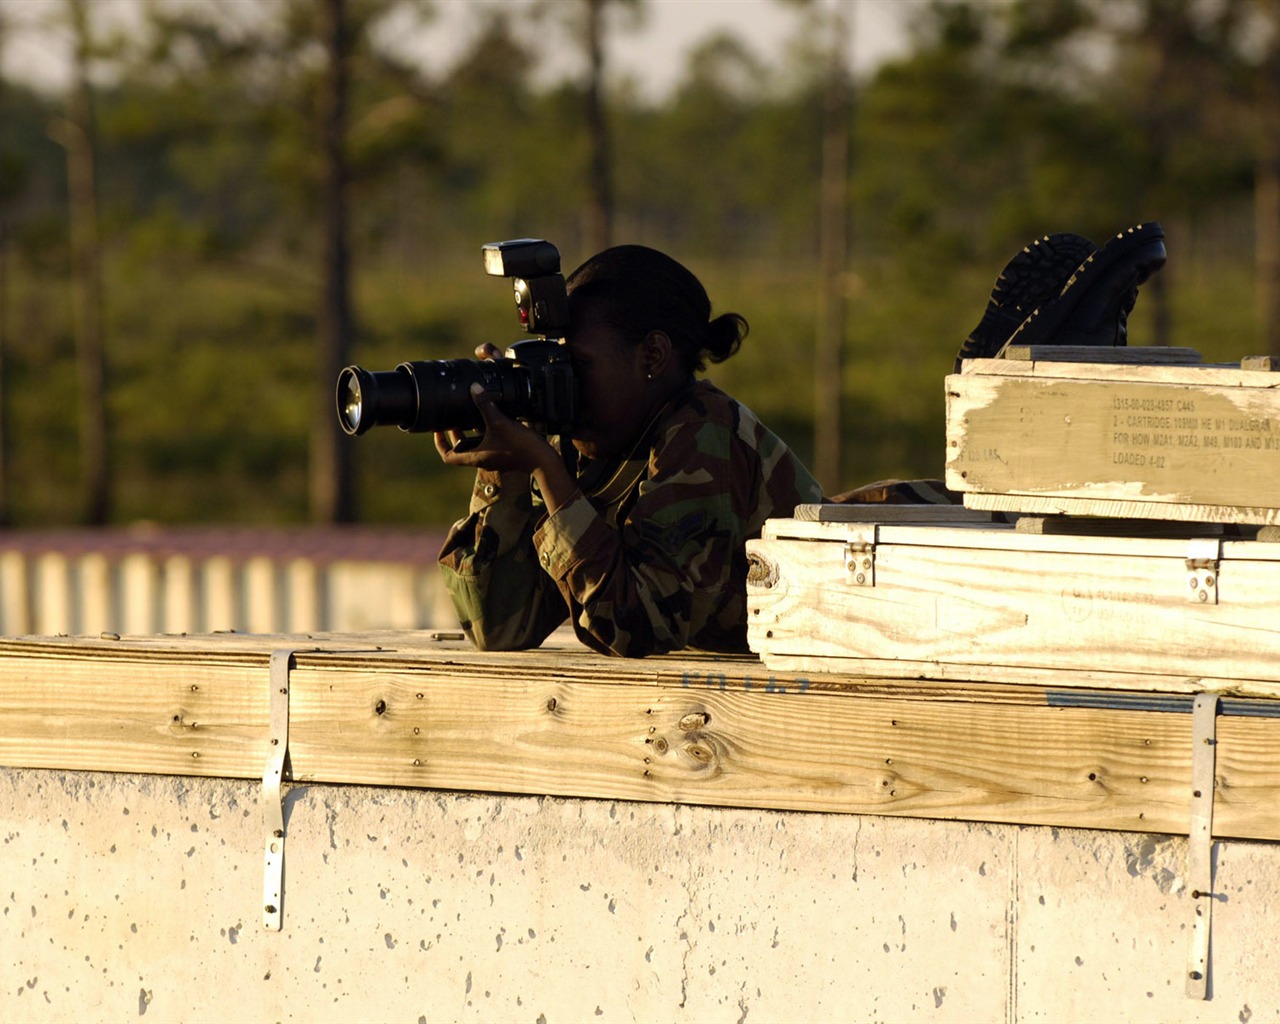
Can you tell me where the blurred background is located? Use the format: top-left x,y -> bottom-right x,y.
0,0 -> 1277,633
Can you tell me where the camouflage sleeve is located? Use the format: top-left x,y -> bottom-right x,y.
437,469 -> 569,650
532,407 -> 809,658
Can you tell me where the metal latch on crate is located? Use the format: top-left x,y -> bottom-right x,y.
1185,539 -> 1221,605
845,542 -> 875,587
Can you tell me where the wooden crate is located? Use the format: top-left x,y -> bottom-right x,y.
746,508 -> 1280,694
946,352 -> 1280,525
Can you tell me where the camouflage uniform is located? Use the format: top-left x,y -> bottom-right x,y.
438,379 -> 824,657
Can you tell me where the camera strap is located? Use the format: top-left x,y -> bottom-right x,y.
572,397 -> 678,527
585,455 -> 649,527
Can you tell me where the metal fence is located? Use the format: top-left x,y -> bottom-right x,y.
0,526 -> 453,637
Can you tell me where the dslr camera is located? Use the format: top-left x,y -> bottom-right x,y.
336,239 -> 579,438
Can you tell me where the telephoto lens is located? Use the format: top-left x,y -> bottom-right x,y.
336,359 -> 524,436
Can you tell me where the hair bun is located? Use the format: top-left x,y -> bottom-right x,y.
704,312 -> 748,364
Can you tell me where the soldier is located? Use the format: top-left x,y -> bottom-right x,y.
435,244 -> 824,657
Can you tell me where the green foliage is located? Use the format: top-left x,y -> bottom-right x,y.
0,0 -> 1274,525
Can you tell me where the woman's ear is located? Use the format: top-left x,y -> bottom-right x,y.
641,330 -> 674,379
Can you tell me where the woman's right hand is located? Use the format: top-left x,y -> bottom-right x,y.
433,343 -> 535,467
434,384 -> 557,475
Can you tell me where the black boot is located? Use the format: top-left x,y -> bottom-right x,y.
999,222 -> 1167,353
954,232 -> 1099,373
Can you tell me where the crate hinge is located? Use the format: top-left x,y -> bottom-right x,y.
1185,538 -> 1220,605
263,648 -> 295,931
844,540 -> 875,587
1186,693 -> 1220,999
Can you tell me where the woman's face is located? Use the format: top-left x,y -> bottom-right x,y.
565,307 -> 654,462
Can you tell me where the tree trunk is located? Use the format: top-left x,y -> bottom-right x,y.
311,0 -> 355,523
1258,3 -> 1280,359
65,0 -> 109,525
0,16 -> 10,527
815,8 -> 851,493
0,206 -> 9,527
583,0 -> 612,253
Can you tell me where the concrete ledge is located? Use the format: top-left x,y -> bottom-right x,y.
2,767 -> 1277,1022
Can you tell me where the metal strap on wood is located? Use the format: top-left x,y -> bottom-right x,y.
1186,693 -> 1220,999
263,649 -> 294,931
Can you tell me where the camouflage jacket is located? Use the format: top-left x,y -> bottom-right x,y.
437,379 -> 824,658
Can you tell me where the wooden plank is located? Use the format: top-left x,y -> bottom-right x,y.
1000,345 -> 1204,364
793,504 -> 992,525
951,360 -> 1276,385
947,366 -> 1280,522
0,655 -> 267,778
764,517 -> 1280,560
1011,515 -> 1251,538
1,636 -> 1276,840
283,663 -> 1280,839
744,652 -> 1275,697
966,491 -> 1280,527
746,532 -> 1280,696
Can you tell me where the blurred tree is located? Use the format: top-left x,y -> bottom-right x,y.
536,0 -> 642,253
622,32 -> 817,253
102,0 -> 438,522
0,9 -> 20,526
583,0 -> 614,252
858,1 -> 1093,262
777,0 -> 852,492
436,10 -> 542,236
1254,0 -> 1280,356
312,0 -> 355,523
816,3 -> 852,493
1091,0 -> 1256,344
49,0 -> 110,524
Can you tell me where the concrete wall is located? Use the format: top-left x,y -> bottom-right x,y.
1,767 -> 1276,1023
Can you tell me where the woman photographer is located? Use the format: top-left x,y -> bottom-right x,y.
435,244 -> 823,658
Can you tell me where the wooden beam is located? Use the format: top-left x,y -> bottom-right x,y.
0,633 -> 1277,841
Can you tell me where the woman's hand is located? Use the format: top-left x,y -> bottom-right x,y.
434,343 -> 579,514
434,384 -> 557,474
433,343 -> 545,469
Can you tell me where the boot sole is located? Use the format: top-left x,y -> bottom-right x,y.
954,233 -> 1098,372
999,222 -> 1168,354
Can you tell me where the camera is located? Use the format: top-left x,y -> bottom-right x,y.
336,239 -> 579,437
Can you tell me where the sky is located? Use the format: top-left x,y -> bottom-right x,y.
0,0 -> 918,99
416,0 -> 918,100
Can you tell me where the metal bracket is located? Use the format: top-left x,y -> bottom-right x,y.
263,649 -> 295,931
1185,539 -> 1221,605
1186,693 -> 1220,999
844,542 -> 875,587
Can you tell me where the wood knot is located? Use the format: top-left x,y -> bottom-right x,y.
746,553 -> 778,589
678,711 -> 710,732
683,741 -> 715,768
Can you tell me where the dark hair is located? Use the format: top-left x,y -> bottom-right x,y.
565,245 -> 747,373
